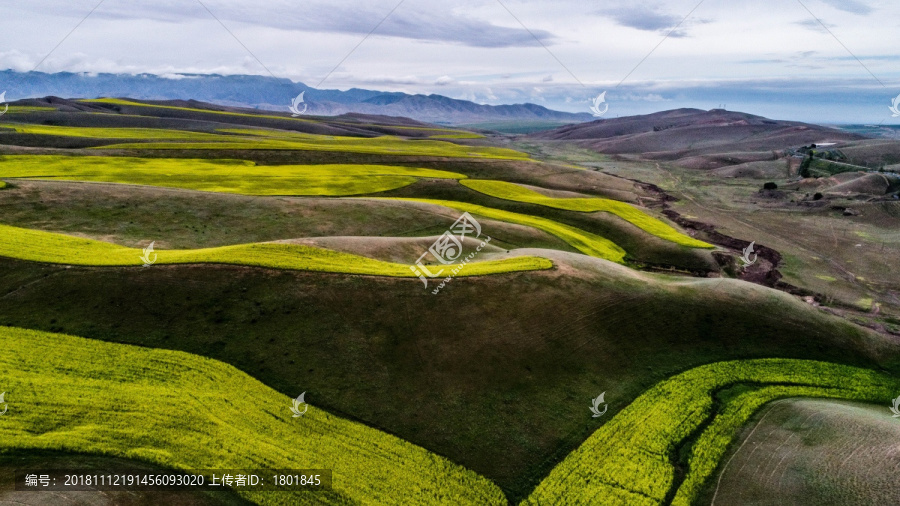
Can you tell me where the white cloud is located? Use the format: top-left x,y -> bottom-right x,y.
0,0 -> 896,123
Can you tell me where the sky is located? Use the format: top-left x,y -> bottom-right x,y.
2,0 -> 899,123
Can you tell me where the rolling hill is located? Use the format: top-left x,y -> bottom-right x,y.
2,99 -> 899,504
529,108 -> 865,160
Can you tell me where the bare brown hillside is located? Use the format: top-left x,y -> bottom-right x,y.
529,108 -> 863,160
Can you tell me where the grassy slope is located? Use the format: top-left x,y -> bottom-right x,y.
2,123 -> 231,140
80,98 -> 320,124
1,255 -> 896,500
2,107 -> 892,502
80,98 -> 485,137
0,122 -> 524,159
375,197 -> 628,263
460,179 -> 712,248
377,179 -> 717,272
3,106 -> 57,114
95,139 -> 525,159
2,325 -> 893,506
0,153 -> 690,265
0,325 -> 506,505
0,223 -> 551,277
708,398 -> 900,505
0,154 -> 466,196
525,359 -> 900,506
0,153 -> 640,265
581,151 -> 900,319
0,180 -> 574,253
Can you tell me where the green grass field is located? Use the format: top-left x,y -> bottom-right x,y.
0,154 -> 467,196
525,358 -> 900,506
377,197 -> 628,263
0,325 -> 507,505
461,179 -> 712,248
0,223 -> 552,277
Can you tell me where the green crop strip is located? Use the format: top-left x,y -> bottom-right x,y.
0,223 -> 552,277
461,180 -> 712,249
427,133 -> 485,139
205,128 -> 515,158
78,98 -> 486,137
0,325 -> 507,505
2,106 -> 57,114
96,138 -> 525,159
0,121 -> 522,158
376,198 -> 628,263
0,123 -> 232,141
0,155 -> 466,196
79,97 -> 318,123
525,359 -> 900,505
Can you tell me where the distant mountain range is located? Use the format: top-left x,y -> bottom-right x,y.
0,70 -> 592,126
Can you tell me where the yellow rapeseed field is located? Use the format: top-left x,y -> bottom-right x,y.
0,325 -> 507,505
524,358 -> 900,505
0,154 -> 466,196
376,198 -> 628,263
461,179 -> 712,248
0,223 -> 552,277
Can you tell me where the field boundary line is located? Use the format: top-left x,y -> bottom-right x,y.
710,398 -> 786,505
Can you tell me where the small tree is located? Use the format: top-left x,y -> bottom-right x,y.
799,151 -> 814,178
